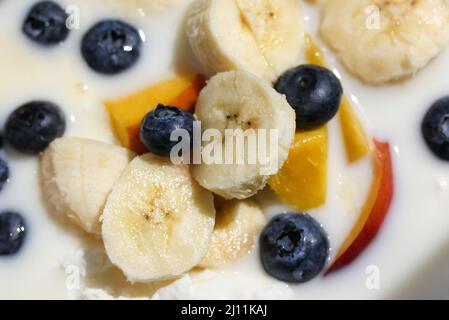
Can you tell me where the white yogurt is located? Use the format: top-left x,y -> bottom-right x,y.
0,0 -> 449,299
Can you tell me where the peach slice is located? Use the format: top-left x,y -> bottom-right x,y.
105,74 -> 206,154
269,126 -> 328,210
326,140 -> 394,274
305,34 -> 372,163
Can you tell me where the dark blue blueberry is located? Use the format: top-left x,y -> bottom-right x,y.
422,97 -> 449,161
22,1 -> 69,46
5,101 -> 66,154
0,158 -> 8,192
259,213 -> 329,283
0,212 -> 26,255
81,20 -> 143,75
275,64 -> 343,129
140,104 -> 195,157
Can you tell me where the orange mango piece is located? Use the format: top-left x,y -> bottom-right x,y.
304,34 -> 372,162
104,74 -> 206,153
269,126 -> 328,210
304,34 -> 326,67
339,98 -> 372,162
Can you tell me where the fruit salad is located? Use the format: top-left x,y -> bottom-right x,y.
1,0 -> 449,300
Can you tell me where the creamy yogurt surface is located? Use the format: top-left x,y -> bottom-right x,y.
0,0 -> 449,299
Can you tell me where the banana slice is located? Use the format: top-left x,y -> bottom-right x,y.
186,0 -> 302,81
199,197 -> 265,268
192,70 -> 296,200
102,153 -> 216,283
320,0 -> 449,84
41,137 -> 136,234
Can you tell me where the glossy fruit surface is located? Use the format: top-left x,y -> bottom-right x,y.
260,213 -> 329,283
105,74 -> 205,153
422,97 -> 449,160
81,20 -> 142,74
269,126 -> 328,210
140,104 -> 195,156
275,64 -> 343,129
304,34 -> 371,163
5,101 -> 66,154
22,1 -> 70,45
326,140 -> 394,274
0,158 -> 8,192
0,212 -> 26,256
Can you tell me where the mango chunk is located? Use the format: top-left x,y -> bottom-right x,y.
305,34 -> 372,162
269,126 -> 328,210
339,97 -> 372,162
105,74 -> 206,153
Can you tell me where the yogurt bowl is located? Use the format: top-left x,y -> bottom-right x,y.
0,0 -> 449,300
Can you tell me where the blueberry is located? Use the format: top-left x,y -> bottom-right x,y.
0,212 -> 26,255
275,65 -> 343,129
0,158 -> 8,192
5,101 -> 66,154
259,213 -> 329,283
22,1 -> 69,46
140,104 -> 195,157
422,97 -> 449,161
81,20 -> 143,75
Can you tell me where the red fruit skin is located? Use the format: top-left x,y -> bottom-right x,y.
325,140 -> 394,275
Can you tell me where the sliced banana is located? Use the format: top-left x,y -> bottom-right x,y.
199,197 -> 265,268
192,70 -> 296,200
320,0 -> 449,84
186,0 -> 302,81
102,153 -> 216,283
41,137 -> 136,234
